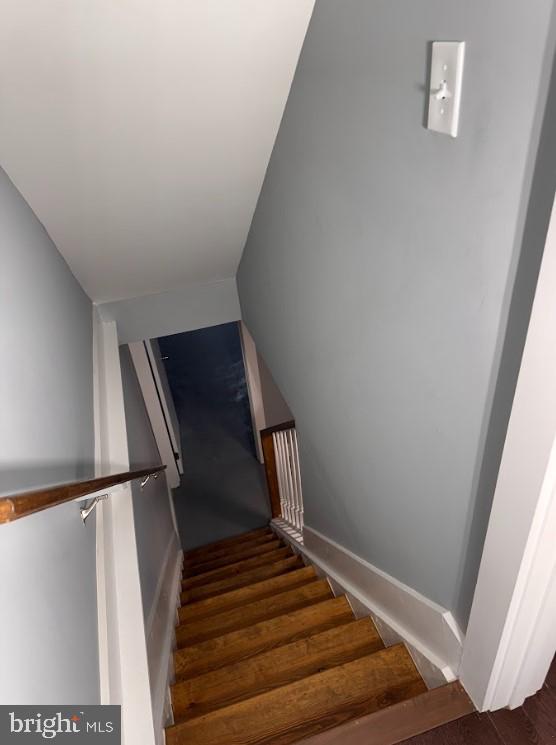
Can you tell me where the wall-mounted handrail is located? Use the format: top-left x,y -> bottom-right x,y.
0,465 -> 166,525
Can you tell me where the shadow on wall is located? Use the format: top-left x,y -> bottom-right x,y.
158,322 -> 271,550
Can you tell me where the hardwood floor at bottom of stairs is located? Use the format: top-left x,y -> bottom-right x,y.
166,644 -> 427,745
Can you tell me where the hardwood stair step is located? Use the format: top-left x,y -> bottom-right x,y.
184,533 -> 279,570
182,547 -> 294,591
174,596 -> 354,681
179,566 -> 317,623
181,556 -> 304,604
176,579 -> 332,647
184,527 -> 272,562
183,539 -> 284,578
171,617 -> 384,721
165,644 -> 427,745
293,680 -> 474,745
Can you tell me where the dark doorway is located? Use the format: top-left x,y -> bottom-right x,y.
158,322 -> 270,550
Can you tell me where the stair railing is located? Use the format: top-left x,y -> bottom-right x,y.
0,465 -> 166,524
261,420 -> 304,536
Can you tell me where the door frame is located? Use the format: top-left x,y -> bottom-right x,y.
128,340 -> 181,488
460,194 -> 556,710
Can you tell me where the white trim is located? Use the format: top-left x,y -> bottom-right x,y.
92,314 -> 156,745
460,194 -> 556,711
239,321 -> 266,463
129,341 -> 180,488
146,537 -> 183,745
144,339 -> 184,474
93,311 -> 129,704
271,519 -> 463,681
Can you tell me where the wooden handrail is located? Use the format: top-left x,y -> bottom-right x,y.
260,420 -> 295,437
0,465 -> 166,525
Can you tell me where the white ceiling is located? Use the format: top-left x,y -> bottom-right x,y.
0,1 -> 314,302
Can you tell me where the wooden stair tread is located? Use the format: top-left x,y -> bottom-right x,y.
293,681 -> 474,745
184,533 -> 279,569
176,579 -> 332,647
184,527 -> 272,561
181,556 -> 304,604
166,644 -> 427,745
174,595 -> 355,681
179,566 -> 318,623
184,539 -> 284,577
182,547 -> 294,590
172,617 -> 384,720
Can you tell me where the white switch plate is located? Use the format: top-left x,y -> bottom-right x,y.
427,41 -> 465,138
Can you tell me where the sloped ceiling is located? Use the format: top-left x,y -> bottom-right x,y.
0,0 -> 314,302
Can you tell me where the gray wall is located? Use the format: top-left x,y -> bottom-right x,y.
0,167 -> 98,702
120,345 -> 177,623
258,353 -> 293,428
99,278 -> 241,344
238,0 -> 556,628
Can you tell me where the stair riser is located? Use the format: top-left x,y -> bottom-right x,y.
180,557 -> 304,604
179,568 -> 317,624
183,540 -> 283,578
183,534 -> 279,570
184,528 -> 272,562
177,590 -> 330,648
172,620 -> 384,720
173,598 -> 354,681
181,548 -> 293,590
166,647 -> 427,745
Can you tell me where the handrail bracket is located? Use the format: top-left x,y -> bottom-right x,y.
80,494 -> 109,524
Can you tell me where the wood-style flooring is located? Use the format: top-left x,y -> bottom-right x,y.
401,654 -> 556,745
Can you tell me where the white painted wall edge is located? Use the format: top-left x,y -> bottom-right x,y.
93,314 -> 157,745
144,340 -> 183,474
129,342 -> 180,489
93,312 -> 129,706
239,321 -> 266,463
460,195 -> 556,711
145,534 -> 182,745
271,519 -> 464,680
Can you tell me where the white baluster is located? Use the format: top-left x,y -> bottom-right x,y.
292,430 -> 304,530
287,429 -> 300,530
273,431 -> 288,522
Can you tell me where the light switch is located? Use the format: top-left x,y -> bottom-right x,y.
427,41 -> 465,138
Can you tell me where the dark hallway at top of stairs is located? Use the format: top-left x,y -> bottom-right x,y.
158,322 -> 270,550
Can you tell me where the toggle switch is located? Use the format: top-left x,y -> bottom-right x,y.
427,41 -> 465,137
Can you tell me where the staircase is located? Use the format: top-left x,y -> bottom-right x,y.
165,526 -> 470,745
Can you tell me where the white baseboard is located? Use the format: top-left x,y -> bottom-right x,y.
145,534 -> 182,745
271,519 -> 463,683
